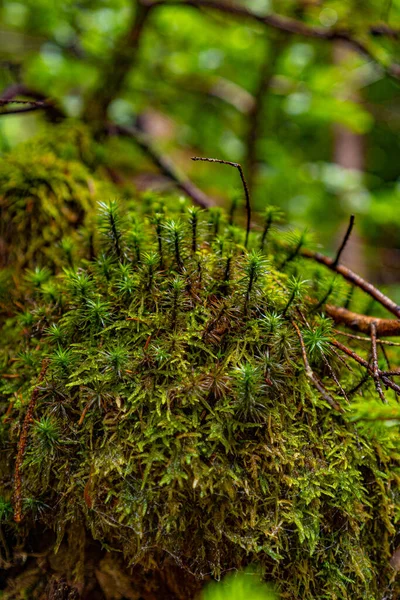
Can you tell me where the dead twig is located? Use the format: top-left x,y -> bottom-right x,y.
333,329 -> 400,346
331,339 -> 400,395
333,214 -> 355,267
0,105 -> 50,116
191,157 -> 252,248
301,248 -> 400,319
0,84 -> 63,120
370,322 -> 387,403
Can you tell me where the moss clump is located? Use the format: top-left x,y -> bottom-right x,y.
0,122 -> 115,271
1,196 -> 399,599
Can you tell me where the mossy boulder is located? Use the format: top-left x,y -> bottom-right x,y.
0,195 -> 399,599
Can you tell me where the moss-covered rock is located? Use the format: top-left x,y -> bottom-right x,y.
0,194 -> 399,599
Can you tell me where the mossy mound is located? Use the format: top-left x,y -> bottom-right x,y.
0,122 -> 115,271
0,197 -> 399,599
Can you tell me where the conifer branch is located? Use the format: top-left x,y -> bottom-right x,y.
13,359 -> 50,524
191,157 -> 252,248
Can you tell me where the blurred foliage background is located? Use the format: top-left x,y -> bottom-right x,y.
0,0 -> 399,284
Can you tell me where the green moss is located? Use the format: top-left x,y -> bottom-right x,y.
0,122 -> 116,271
1,195 -> 400,599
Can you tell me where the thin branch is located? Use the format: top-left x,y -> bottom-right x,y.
333,329 -> 400,347
333,214 -> 355,267
301,248 -> 400,319
331,338 -> 400,395
370,24 -> 399,38
370,322 -> 387,403
381,370 -> 400,376
191,157 -> 252,248
107,123 -> 214,208
144,0 -> 400,81
0,105 -> 49,116
291,320 -> 343,412
0,84 -> 64,120
322,352 -> 349,403
13,359 -> 50,524
0,98 -> 46,106
325,305 -> 400,337
345,372 -> 370,398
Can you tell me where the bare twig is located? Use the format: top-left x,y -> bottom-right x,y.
191,157 -> 252,248
301,248 -> 400,319
0,84 -> 63,120
333,214 -> 355,267
322,353 -> 349,403
333,329 -> 400,347
345,372 -> 369,398
331,339 -> 400,395
107,123 -> 215,208
370,322 -> 387,403
0,99 -> 46,106
370,23 -> 399,38
292,320 -> 343,412
13,359 -> 50,523
0,105 -> 49,116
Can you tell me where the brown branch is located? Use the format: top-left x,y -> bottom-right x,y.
107,123 -> 215,208
292,320 -> 343,412
322,352 -> 349,403
0,83 -> 44,102
191,157 -> 252,248
333,329 -> 400,347
0,84 -> 64,120
370,24 -> 400,38
325,305 -> 400,337
331,338 -> 400,395
370,322 -> 387,403
13,359 -> 50,524
301,248 -> 400,319
0,105 -> 49,116
144,0 -> 400,81
333,214 -> 355,267
0,98 -> 46,106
